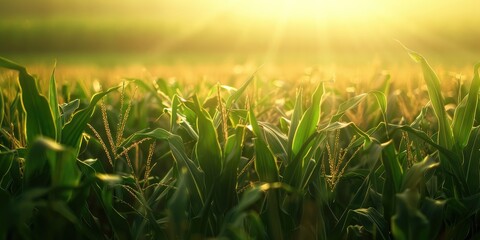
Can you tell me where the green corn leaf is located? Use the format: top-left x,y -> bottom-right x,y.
24,138 -> 80,200
59,99 -> 80,125
249,107 -> 278,182
168,134 -> 206,212
191,96 -> 222,180
253,138 -> 279,183
371,91 -> 387,114
226,73 -> 254,108
464,126 -> 480,193
0,56 -> 24,71
330,91 -> 387,124
292,82 -> 324,156
166,95 -> 198,139
299,134 -> 327,190
119,128 -> 171,148
287,89 -> 303,160
370,91 -> 388,127
401,155 -> 439,191
48,145 -> 80,190
125,78 -> 164,104
48,65 -> 61,141
171,94 -> 181,133
391,189 -> 430,240
61,86 -> 119,151
248,103 -> 263,140
381,140 -> 403,191
402,45 -> 454,150
261,122 -> 288,162
331,93 -> 368,123
24,139 -> 54,188
451,63 -> 480,149
216,126 -> 245,212
283,84 -> 324,189
421,197 -> 445,239
0,57 -> 56,145
380,140 -> 403,221
167,167 -> 189,239
376,72 -> 392,96
219,187 -> 263,239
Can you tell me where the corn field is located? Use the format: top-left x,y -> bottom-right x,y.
0,48 -> 480,239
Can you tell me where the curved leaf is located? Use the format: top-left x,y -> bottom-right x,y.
402,44 -> 454,150
0,57 -> 56,145
292,82 -> 324,156
451,63 -> 480,148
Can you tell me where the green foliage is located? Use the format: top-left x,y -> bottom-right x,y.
0,57 -> 56,145
403,45 -> 454,150
391,189 -> 429,240
1,51 -> 480,239
451,63 -> 480,148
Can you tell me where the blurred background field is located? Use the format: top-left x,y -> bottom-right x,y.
1,0 -> 479,82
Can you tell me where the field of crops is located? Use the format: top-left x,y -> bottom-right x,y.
1,44 -> 479,239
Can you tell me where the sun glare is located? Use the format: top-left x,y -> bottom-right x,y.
192,0 -> 404,62
164,0 -> 478,63
2,0 -> 479,65
230,0 -> 387,21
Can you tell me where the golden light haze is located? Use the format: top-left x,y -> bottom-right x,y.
1,0 -> 479,66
